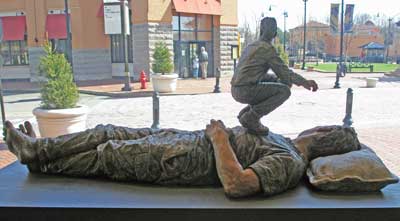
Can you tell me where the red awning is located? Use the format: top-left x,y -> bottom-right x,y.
1,16 -> 26,41
46,14 -> 68,39
97,3 -> 104,17
172,0 -> 222,15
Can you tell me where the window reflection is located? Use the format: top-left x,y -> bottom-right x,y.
197,15 -> 212,31
1,40 -> 29,66
180,16 -> 195,31
173,16 -> 179,31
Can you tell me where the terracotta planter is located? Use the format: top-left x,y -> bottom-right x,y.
33,105 -> 88,138
151,73 -> 178,93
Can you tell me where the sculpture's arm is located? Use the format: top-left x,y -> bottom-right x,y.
206,120 -> 261,198
267,47 -> 317,91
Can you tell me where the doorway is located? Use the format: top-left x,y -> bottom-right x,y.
175,41 -> 211,78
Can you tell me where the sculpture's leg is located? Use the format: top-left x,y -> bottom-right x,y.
35,124 -> 154,163
232,82 -> 290,135
37,128 -> 189,182
248,82 -> 291,117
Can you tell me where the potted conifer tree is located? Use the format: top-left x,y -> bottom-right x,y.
151,42 -> 178,93
32,41 -> 87,138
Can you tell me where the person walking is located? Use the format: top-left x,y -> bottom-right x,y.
199,47 -> 209,79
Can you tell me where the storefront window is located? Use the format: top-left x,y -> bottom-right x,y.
173,16 -> 179,31
197,15 -> 212,31
50,39 -> 67,55
180,16 -> 196,31
110,34 -> 133,63
180,31 -> 196,41
172,13 -> 214,78
110,9 -> 133,63
0,40 -> 29,66
197,32 -> 212,41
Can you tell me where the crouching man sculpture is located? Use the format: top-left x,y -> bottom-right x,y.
5,120 -> 360,198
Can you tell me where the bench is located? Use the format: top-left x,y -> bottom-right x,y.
348,63 -> 374,73
0,163 -> 399,221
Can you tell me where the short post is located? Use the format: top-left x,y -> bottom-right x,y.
151,92 -> 160,130
213,67 -> 221,93
343,88 -> 354,127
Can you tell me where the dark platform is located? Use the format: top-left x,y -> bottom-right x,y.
1,163 -> 399,221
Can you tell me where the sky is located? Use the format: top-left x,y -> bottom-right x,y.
238,0 -> 400,31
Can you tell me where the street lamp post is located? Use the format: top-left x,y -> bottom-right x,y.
121,0 -> 132,91
386,18 -> 393,63
385,13 -> 400,63
302,0 -> 308,70
283,11 -> 288,52
334,0 -> 345,89
64,0 -> 73,68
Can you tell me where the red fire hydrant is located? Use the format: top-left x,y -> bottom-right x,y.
140,70 -> 147,89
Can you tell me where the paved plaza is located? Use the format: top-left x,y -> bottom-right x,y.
1,71 -> 400,176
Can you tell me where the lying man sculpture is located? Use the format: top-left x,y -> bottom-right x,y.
5,120 -> 360,198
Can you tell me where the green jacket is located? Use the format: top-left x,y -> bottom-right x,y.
231,40 -> 307,87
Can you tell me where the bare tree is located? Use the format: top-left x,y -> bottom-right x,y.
354,13 -> 372,25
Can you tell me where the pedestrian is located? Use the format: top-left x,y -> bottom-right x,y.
199,47 -> 208,79
192,54 -> 199,79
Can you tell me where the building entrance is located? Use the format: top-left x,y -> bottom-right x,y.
179,41 -> 207,78
175,41 -> 213,78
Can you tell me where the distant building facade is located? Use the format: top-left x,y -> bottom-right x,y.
288,20 -> 400,62
0,0 -> 238,81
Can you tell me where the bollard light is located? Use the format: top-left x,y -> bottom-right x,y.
151,92 -> 160,129
213,68 -> 221,93
343,88 -> 353,127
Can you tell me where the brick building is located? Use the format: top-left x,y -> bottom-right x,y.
288,20 -> 398,61
0,0 -> 238,81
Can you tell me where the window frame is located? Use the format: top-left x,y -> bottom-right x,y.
0,36 -> 29,66
110,10 -> 133,63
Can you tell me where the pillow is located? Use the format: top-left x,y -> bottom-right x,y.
307,145 -> 399,192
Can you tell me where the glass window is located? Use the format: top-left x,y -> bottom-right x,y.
110,34 -> 133,63
180,16 -> 195,31
197,31 -> 212,41
110,10 -> 133,63
180,31 -> 196,41
0,40 -> 29,66
50,39 -> 68,55
173,16 -> 179,31
173,31 -> 180,40
197,15 -> 212,31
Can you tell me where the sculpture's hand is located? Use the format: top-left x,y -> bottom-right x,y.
303,80 -> 319,92
205,119 -> 230,145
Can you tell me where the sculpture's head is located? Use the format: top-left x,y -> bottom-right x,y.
259,17 -> 278,42
201,46 -> 206,52
295,126 -> 361,160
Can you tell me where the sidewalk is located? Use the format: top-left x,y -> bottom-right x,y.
2,70 -> 399,97
79,77 -> 232,97
2,77 -> 231,97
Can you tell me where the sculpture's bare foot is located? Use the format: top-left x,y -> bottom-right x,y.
20,121 -> 37,138
5,121 -> 37,164
205,119 -> 232,143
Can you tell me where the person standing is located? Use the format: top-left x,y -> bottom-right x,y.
192,54 -> 200,79
199,47 -> 209,79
